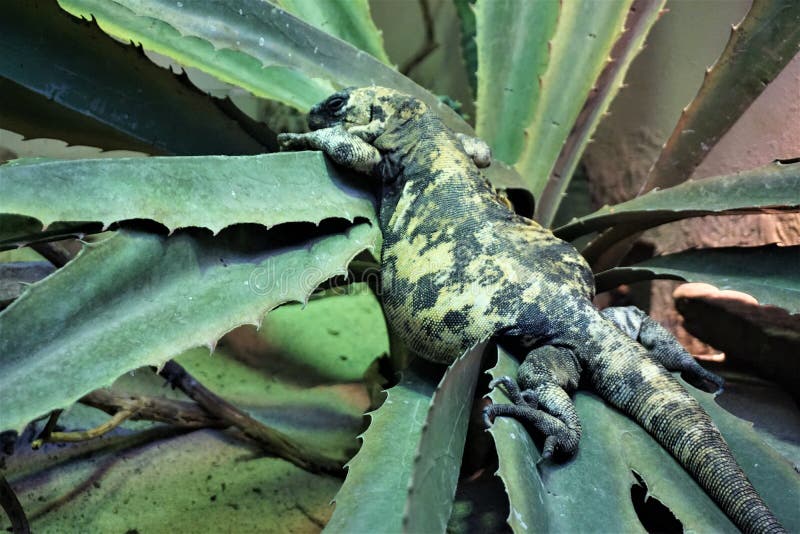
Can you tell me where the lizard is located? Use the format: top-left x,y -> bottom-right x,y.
277,86 -> 784,534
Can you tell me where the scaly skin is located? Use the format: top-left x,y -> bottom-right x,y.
278,87 -> 784,533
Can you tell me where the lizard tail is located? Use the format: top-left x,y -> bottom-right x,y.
581,318 -> 784,534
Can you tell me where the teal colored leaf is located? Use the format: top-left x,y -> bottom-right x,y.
56,0 -> 463,127
1,0 -> 272,155
326,359 -> 443,532
0,222 -> 377,433
594,245 -> 800,315
404,343 -> 486,532
474,0 -> 559,167
453,0 -> 478,97
537,0 -> 666,227
273,0 -> 390,64
487,349 -> 799,532
513,1 -> 632,200
0,152 -> 377,242
641,0 -> 800,192
556,160 -> 800,242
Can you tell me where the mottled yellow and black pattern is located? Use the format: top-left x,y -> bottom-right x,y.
278,87 -> 783,534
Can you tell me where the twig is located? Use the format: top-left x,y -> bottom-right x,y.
31,410 -> 63,449
158,361 -> 343,474
81,389 -> 225,429
400,0 -> 439,75
43,410 -> 134,443
0,474 -> 29,534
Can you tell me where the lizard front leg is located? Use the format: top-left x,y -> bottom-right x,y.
278,125 -> 381,174
485,345 -> 582,459
602,306 -> 724,391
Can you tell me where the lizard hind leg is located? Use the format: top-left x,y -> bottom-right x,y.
484,345 -> 582,460
601,306 -> 724,392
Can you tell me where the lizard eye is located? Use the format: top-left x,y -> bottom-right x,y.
326,96 -> 346,112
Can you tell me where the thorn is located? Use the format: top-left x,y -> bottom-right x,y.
206,340 -> 217,354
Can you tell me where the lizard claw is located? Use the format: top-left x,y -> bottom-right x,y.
277,132 -> 308,151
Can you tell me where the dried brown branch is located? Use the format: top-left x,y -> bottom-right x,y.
158,360 -> 344,474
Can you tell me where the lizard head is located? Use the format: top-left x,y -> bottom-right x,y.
307,87 -> 427,132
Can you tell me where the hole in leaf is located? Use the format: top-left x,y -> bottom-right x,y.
630,470 -> 682,534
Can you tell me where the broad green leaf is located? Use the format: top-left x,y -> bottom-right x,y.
641,0 -> 800,192
453,0 -> 478,97
488,350 -> 799,532
474,0 -> 559,167
515,1 -> 633,201
1,0 -> 272,155
3,425 -> 342,532
326,359 -> 443,532
537,0 -> 667,227
0,222 -> 377,433
54,0 -> 524,188
404,343 -> 486,532
0,152 -> 377,241
555,160 -> 800,242
56,0 -> 460,126
594,245 -> 800,314
273,0 -> 390,64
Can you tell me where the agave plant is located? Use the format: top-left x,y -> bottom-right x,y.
0,0 -> 798,532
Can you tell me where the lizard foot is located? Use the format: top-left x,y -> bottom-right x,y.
485,345 -> 583,459
602,306 -> 724,392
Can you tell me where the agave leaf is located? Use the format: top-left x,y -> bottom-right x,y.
56,0 -> 460,126
403,343 -> 486,532
594,245 -> 800,315
452,0 -> 478,97
556,160 -> 800,242
474,0 -> 560,167
325,359 -> 443,532
641,0 -> 800,192
488,349 -> 799,532
1,0 -> 272,155
273,0 -> 390,64
537,0 -> 666,228
0,152 -> 376,243
0,222 -> 377,433
514,1 -> 633,200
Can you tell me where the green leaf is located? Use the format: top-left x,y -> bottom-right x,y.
0,222 -> 377,433
1,0 -> 272,155
0,152 -> 377,241
474,0 -> 559,168
640,0 -> 800,192
513,1 -> 633,200
56,0 -> 461,125
326,359 -> 443,533
594,245 -> 800,315
404,343 -> 485,532
273,0 -> 390,64
537,0 -> 666,228
453,0 -> 478,97
488,349 -> 799,532
555,160 -> 800,242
